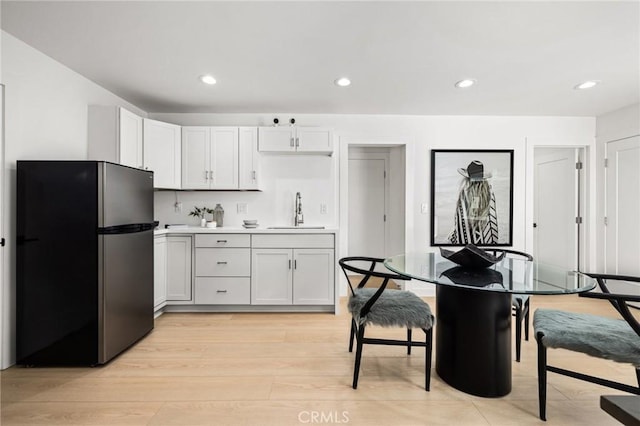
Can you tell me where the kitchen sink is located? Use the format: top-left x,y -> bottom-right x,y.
267,226 -> 326,229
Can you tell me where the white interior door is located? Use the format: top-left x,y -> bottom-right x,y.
348,153 -> 387,258
605,136 -> 640,276
534,148 -> 580,271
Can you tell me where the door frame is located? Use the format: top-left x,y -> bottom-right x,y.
347,148 -> 390,258
0,84 -> 5,369
339,137 -> 411,297
525,139 -> 594,271
603,135 -> 640,275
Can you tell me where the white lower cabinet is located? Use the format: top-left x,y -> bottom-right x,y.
165,232 -> 336,310
251,249 -> 293,304
154,235 -> 167,311
251,235 -> 335,306
166,235 -> 193,302
292,249 -> 335,305
194,234 -> 251,304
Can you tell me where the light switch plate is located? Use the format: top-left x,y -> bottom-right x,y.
421,203 -> 428,214
320,204 -> 327,214
237,203 -> 248,214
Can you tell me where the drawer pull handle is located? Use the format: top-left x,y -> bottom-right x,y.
288,259 -> 292,269
217,261 -> 228,265
217,240 -> 228,243
216,290 -> 227,293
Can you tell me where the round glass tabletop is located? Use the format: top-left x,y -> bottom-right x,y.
384,252 -> 596,294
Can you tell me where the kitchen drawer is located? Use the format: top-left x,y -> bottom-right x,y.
195,248 -> 250,276
251,234 -> 334,249
195,277 -> 250,304
195,234 -> 250,248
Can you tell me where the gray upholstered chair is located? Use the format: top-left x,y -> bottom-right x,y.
534,273 -> 640,421
339,256 -> 434,390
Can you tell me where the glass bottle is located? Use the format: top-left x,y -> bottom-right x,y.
213,204 -> 224,227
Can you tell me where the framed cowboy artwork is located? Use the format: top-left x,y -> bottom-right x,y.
430,149 -> 514,246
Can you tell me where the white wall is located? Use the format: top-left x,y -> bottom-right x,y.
595,103 -> 640,271
0,32 -> 146,368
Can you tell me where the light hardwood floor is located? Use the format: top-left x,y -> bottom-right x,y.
1,295 -> 638,425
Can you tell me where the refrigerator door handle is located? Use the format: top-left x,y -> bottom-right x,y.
98,223 -> 156,234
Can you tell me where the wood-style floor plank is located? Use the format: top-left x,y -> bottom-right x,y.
1,295 -> 636,425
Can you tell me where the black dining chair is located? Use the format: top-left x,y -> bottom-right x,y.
534,273 -> 640,421
338,256 -> 435,390
481,248 -> 534,362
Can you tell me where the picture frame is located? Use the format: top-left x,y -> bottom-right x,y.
430,149 -> 514,246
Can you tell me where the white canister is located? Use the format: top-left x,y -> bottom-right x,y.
200,218 -> 207,227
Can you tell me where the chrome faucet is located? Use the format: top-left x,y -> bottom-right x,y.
294,192 -> 304,226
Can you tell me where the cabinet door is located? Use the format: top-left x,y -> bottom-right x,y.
296,127 -> 333,154
258,127 -> 295,152
143,119 -> 181,189
210,127 -> 239,189
239,127 -> 261,190
182,127 -> 210,189
154,236 -> 167,310
118,108 -> 144,168
166,236 -> 193,301
251,249 -> 292,305
293,249 -> 334,305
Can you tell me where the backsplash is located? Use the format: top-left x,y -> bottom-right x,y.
153,155 -> 336,229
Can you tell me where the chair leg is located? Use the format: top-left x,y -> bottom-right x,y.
349,318 -> 356,352
524,298 -> 530,341
407,329 -> 412,355
352,324 -> 366,389
515,306 -> 523,362
536,332 -> 547,421
424,327 -> 433,391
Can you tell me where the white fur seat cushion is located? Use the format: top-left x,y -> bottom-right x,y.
349,288 -> 434,329
534,308 -> 640,367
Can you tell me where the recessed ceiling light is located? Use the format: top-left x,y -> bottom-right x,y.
574,80 -> 600,90
455,79 -> 476,88
334,77 -> 351,87
199,74 -> 217,85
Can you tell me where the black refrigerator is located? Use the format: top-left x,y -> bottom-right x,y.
17,161 -> 155,365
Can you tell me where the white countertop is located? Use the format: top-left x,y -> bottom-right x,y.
154,226 -> 338,235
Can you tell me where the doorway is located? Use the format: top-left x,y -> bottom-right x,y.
605,136 -> 640,276
347,146 -> 405,259
533,147 -> 585,272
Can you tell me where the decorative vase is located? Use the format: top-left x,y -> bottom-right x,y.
213,204 -> 224,227
200,217 -> 207,227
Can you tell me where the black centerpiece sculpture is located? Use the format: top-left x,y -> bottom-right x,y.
439,244 -> 505,269
439,244 -> 506,288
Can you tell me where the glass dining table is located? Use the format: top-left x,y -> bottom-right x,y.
384,251 -> 596,398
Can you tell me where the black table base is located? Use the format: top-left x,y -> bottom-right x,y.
436,285 -> 512,397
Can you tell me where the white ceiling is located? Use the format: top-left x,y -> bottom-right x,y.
2,1 -> 639,116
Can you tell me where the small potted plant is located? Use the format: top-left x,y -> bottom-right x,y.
189,206 -> 213,227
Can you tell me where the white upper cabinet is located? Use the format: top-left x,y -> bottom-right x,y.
88,106 -> 144,169
258,126 -> 333,155
182,127 -> 210,189
143,118 -> 181,189
238,127 -> 261,190
182,126 -> 260,190
210,127 -> 239,189
119,108 -> 144,168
